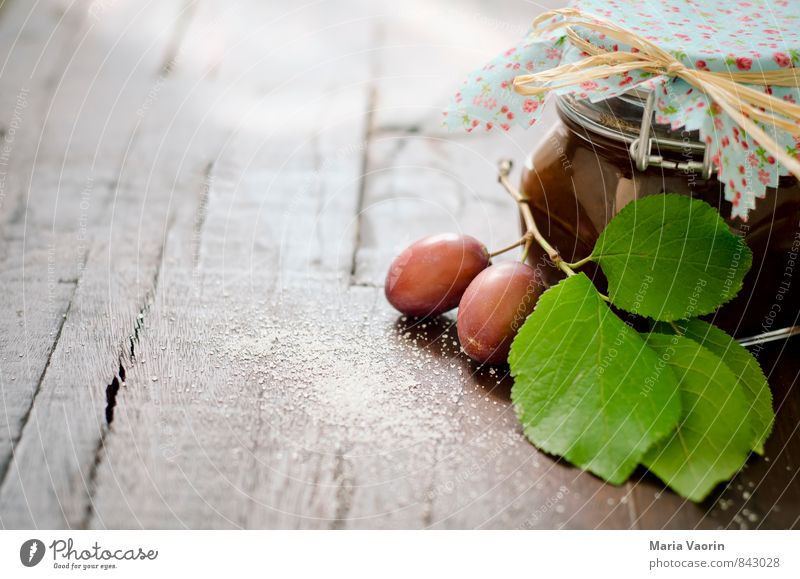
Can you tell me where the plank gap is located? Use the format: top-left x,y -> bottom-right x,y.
79,238 -> 167,529
192,160 -> 214,270
0,259 -> 81,489
347,21 -> 382,285
158,0 -> 198,76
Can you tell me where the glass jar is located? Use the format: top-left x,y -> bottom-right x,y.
520,92 -> 800,338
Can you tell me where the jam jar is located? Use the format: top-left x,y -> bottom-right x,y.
520,91 -> 800,338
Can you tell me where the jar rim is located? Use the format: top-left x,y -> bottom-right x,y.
556,91 -> 704,146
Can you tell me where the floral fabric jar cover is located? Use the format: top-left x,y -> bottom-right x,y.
444,0 -> 800,220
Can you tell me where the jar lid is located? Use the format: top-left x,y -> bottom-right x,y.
444,0 -> 800,220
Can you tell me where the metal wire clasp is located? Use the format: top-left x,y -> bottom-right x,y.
629,91 -> 714,180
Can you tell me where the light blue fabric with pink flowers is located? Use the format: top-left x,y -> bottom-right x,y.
444,0 -> 800,220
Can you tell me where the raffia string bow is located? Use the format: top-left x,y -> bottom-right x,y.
513,8 -> 800,180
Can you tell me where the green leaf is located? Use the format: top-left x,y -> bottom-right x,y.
509,274 -> 682,484
642,333 -> 755,502
658,319 -> 773,454
590,194 -> 752,321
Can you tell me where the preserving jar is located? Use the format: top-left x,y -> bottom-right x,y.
520,92 -> 800,337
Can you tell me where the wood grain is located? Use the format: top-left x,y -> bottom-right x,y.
0,0 -> 207,528
0,0 -> 91,490
0,0 -> 797,530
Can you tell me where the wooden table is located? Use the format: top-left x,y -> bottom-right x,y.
0,0 -> 797,530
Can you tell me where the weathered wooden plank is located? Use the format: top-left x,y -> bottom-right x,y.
85,0 -> 378,528
0,0 -> 88,227
0,0 -> 203,528
0,241 -> 77,482
194,84 -> 372,282
0,0 -> 97,510
90,280 -> 380,528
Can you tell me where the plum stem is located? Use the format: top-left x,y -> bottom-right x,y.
497,160 -> 576,277
489,232 -> 534,258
